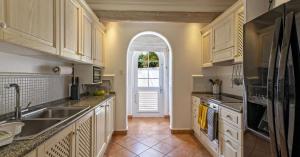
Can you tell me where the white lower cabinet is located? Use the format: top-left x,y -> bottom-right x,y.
220,135 -> 242,157
95,104 -> 106,157
39,124 -> 76,157
75,111 -> 94,157
105,98 -> 114,143
192,96 -> 243,157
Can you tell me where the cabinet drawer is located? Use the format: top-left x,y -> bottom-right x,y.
220,107 -> 242,128
220,133 -> 242,157
192,96 -> 200,105
219,120 -> 242,144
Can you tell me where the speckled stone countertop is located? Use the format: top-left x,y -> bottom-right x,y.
0,94 -> 114,157
192,92 -> 243,113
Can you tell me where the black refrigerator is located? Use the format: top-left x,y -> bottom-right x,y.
244,1 -> 300,157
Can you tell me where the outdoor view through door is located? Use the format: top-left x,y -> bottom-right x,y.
135,51 -> 162,115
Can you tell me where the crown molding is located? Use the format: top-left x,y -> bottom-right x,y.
87,0 -> 237,12
94,10 -> 221,23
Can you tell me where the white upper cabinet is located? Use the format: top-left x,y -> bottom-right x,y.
233,7 -> 245,63
60,0 -> 82,61
93,22 -> 105,67
0,0 -> 59,55
81,9 -> 93,64
201,0 -> 244,64
212,14 -> 234,54
201,28 -> 213,67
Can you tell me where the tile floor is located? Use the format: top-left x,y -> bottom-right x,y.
104,117 -> 212,157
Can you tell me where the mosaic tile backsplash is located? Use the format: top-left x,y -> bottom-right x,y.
0,74 -> 70,115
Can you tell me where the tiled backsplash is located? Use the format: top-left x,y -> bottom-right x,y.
0,74 -> 70,115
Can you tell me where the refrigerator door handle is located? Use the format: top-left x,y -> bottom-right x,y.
278,12 -> 295,157
267,17 -> 283,157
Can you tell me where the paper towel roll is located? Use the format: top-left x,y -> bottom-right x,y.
53,66 -> 73,75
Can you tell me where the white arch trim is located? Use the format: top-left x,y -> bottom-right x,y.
126,31 -> 173,129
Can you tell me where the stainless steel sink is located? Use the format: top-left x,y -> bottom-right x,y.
22,107 -> 87,120
14,119 -> 62,140
13,106 -> 89,140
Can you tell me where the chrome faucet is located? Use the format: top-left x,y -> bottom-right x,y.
4,83 -> 21,120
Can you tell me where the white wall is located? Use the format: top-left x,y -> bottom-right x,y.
104,22 -> 205,130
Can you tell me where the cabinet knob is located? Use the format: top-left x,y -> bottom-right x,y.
0,21 -> 7,29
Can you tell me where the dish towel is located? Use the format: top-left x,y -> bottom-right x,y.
207,108 -> 217,141
200,105 -> 208,130
198,104 -> 203,126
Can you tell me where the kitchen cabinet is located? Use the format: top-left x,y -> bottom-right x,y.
0,0 -> 60,55
24,150 -> 36,157
204,0 -> 244,64
106,97 -> 114,143
75,110 -> 94,157
41,124 -> 76,157
212,14 -> 234,57
95,104 -> 106,157
201,28 -> 213,67
233,7 -> 245,63
60,0 -> 82,61
219,106 -> 243,157
93,23 -> 105,67
81,9 -> 93,64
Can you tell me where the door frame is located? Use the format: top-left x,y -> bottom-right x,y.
132,51 -> 164,117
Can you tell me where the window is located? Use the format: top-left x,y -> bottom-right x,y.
137,52 -> 160,88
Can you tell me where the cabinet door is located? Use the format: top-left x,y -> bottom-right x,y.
213,14 -> 234,52
234,7 -> 245,63
43,124 -> 76,157
95,105 -> 106,157
192,103 -> 200,136
93,23 -> 105,67
75,111 -> 94,157
24,150 -> 37,157
0,0 -> 59,55
60,0 -> 82,61
81,9 -> 93,63
105,98 -> 114,143
201,29 -> 213,67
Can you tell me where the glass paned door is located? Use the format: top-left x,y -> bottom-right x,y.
134,52 -> 163,115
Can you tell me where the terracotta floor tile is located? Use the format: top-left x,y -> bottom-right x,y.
125,142 -> 150,154
107,148 -> 137,157
105,143 -> 124,155
105,118 -> 211,157
152,142 -> 176,154
140,137 -> 160,147
116,137 -> 138,148
138,148 -> 164,157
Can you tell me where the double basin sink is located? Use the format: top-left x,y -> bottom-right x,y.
12,106 -> 89,140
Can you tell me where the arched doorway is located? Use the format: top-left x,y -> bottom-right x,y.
126,32 -> 173,128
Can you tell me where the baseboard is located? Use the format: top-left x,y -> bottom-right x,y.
164,115 -> 170,119
128,115 -> 133,119
113,130 -> 127,135
171,128 -> 194,134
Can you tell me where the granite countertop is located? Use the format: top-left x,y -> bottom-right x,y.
192,92 -> 243,113
0,94 -> 114,157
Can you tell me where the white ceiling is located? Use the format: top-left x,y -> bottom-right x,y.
86,0 -> 238,12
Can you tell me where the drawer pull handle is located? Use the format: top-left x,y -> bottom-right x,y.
225,140 -> 236,150
226,130 -> 233,136
226,115 -> 233,120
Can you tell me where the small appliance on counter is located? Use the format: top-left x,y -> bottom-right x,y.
71,77 -> 80,100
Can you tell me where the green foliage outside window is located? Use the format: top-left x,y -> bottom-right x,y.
138,52 -> 159,68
